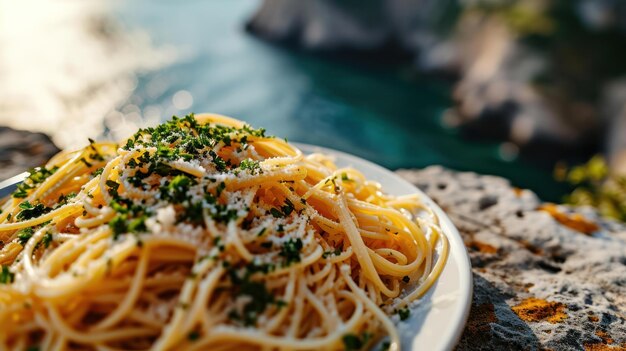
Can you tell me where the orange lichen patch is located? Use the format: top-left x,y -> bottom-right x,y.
468,240 -> 498,254
538,203 -> 600,235
584,343 -> 626,351
511,298 -> 568,323
596,330 -> 615,344
588,315 -> 600,323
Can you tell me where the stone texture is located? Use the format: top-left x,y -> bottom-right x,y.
0,127 -> 59,180
397,166 -> 626,351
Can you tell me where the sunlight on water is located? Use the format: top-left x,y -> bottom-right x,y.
0,0 -> 176,148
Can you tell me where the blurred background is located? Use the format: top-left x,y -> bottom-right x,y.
1,0 -> 625,205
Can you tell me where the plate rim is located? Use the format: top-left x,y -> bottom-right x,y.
293,142 -> 473,351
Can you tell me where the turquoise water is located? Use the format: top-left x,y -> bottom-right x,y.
114,0 -> 566,201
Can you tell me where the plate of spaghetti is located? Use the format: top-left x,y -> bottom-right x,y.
0,113 -> 471,351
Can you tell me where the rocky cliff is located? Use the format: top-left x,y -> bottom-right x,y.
399,167 -> 626,350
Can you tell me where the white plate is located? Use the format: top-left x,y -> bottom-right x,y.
295,143 -> 472,351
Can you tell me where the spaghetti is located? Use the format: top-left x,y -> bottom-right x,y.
0,114 -> 448,351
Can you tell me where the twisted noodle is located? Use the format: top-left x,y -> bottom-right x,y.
0,113 -> 447,350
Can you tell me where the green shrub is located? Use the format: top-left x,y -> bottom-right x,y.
556,155 -> 626,222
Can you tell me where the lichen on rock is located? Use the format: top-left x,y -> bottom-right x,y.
398,166 -> 626,351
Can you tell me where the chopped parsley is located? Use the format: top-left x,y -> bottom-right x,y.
396,307 -> 411,321
87,138 -> 105,161
127,216 -> 147,233
208,150 -> 227,172
16,227 -> 34,246
161,175 -> 196,203
269,208 -> 284,218
108,213 -> 147,240
109,215 -> 128,240
269,198 -> 296,218
207,204 -> 240,223
0,266 -> 14,284
281,198 -> 295,216
238,159 -> 262,175
57,193 -> 77,206
36,233 -> 53,250
78,157 -> 93,168
257,228 -> 267,237
106,180 -> 120,197
82,115 -> 280,243
215,182 -> 226,197
279,238 -> 303,266
226,262 -> 280,326
322,247 -> 342,258
187,330 -> 200,341
122,114 -> 270,173
16,201 -> 51,221
242,124 -> 267,137
342,332 -> 372,351
12,167 -> 58,198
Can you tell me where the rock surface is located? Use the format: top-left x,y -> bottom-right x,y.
397,166 -> 626,351
0,127 -> 60,180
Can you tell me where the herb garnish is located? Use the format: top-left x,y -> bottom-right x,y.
226,262 -> 281,326
342,332 -> 372,351
187,330 -> 200,341
257,228 -> 267,237
269,208 -> 283,218
238,159 -> 262,175
279,238 -> 303,266
269,198 -> 296,218
16,228 -> 34,246
0,266 -> 14,284
12,167 -> 58,198
122,114 -> 270,174
281,198 -> 295,216
395,307 -> 411,321
16,201 -> 51,221
37,233 -> 53,249
322,247 -> 342,258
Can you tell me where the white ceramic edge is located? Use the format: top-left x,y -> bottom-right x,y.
293,142 -> 473,351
